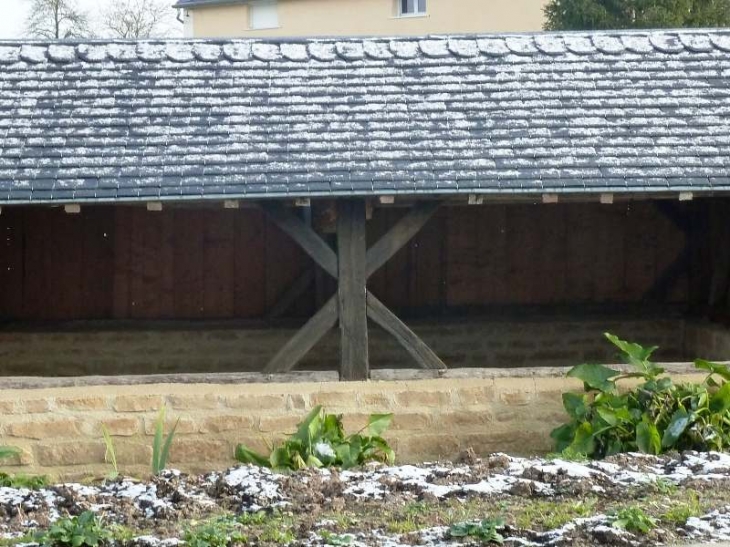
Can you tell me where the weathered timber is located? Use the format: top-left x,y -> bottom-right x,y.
366,201 -> 440,278
337,200 -> 369,381
265,269 -> 315,320
367,293 -> 447,370
263,295 -> 338,373
261,202 -> 338,278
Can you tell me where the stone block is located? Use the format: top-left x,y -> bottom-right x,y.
287,394 -> 308,410
168,439 -> 231,464
198,415 -> 254,434
310,391 -> 357,409
257,415 -> 302,433
0,400 -> 19,414
7,418 -> 83,440
357,392 -> 394,409
435,411 -> 493,430
454,385 -> 496,405
56,396 -> 109,411
142,416 -> 198,436
35,441 -> 105,466
113,395 -> 164,413
221,394 -> 287,411
167,394 -> 220,410
394,390 -> 450,408
25,399 -> 51,414
91,417 -> 141,437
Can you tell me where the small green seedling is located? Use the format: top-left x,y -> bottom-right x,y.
151,406 -> 179,475
101,425 -> 119,480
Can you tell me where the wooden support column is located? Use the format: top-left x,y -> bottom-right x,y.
337,200 -> 369,381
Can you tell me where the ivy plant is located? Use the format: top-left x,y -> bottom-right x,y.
236,405 -> 395,470
552,332 -> 730,458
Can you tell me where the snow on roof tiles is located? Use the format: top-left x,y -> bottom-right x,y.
1,30 -> 730,204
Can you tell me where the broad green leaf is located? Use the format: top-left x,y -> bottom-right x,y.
292,405 -> 323,445
605,332 -> 659,371
366,413 -> 393,436
568,422 -> 595,456
695,359 -> 730,381
562,393 -> 587,420
661,408 -> 692,449
636,421 -> 661,455
710,382 -> 730,413
596,407 -> 620,426
234,444 -> 270,467
305,454 -> 324,468
550,423 -> 576,452
567,363 -> 619,392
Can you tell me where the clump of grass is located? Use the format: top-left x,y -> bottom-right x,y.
184,515 -> 247,547
661,491 -> 703,525
0,473 -> 49,489
515,499 -> 597,530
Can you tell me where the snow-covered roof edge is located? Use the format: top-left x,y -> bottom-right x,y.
2,28 -> 730,65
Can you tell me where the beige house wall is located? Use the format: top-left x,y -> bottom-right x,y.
187,0 -> 548,38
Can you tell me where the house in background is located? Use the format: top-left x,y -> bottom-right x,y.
173,0 -> 548,38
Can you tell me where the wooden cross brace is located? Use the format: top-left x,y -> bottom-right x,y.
261,199 -> 446,380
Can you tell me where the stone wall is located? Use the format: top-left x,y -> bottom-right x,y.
0,317 -> 689,376
0,370 -> 708,480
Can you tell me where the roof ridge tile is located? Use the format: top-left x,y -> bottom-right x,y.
0,30 -> 727,67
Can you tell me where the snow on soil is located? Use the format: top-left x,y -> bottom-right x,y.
2,452 -> 730,545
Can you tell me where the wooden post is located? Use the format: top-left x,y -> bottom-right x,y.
337,199 -> 369,381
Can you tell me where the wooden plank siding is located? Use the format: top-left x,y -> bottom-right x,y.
0,200 -> 723,323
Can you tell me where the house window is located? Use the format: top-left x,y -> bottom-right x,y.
399,0 -> 427,15
250,0 -> 278,30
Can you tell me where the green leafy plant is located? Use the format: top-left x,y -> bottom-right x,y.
449,518 -> 504,544
320,531 -> 354,546
151,406 -> 179,475
101,425 -> 119,480
236,406 -> 394,470
0,473 -> 49,489
184,516 -> 248,547
611,506 -> 657,534
36,511 -> 112,547
551,333 -> 730,458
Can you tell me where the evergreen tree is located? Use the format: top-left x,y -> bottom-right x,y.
544,0 -> 730,30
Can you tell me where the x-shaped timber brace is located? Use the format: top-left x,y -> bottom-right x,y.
261,199 -> 447,380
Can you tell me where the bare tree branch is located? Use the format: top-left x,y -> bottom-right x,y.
25,0 -> 91,39
102,0 -> 177,39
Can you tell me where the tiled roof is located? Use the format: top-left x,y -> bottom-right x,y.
1,31 -> 730,204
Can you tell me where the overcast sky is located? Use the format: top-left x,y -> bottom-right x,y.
0,0 -> 181,39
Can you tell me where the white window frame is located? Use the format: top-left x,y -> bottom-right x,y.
397,0 -> 427,17
249,0 -> 279,30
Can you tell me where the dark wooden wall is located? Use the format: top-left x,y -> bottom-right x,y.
0,200 -> 721,323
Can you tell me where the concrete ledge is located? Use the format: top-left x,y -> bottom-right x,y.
0,362 -> 713,390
